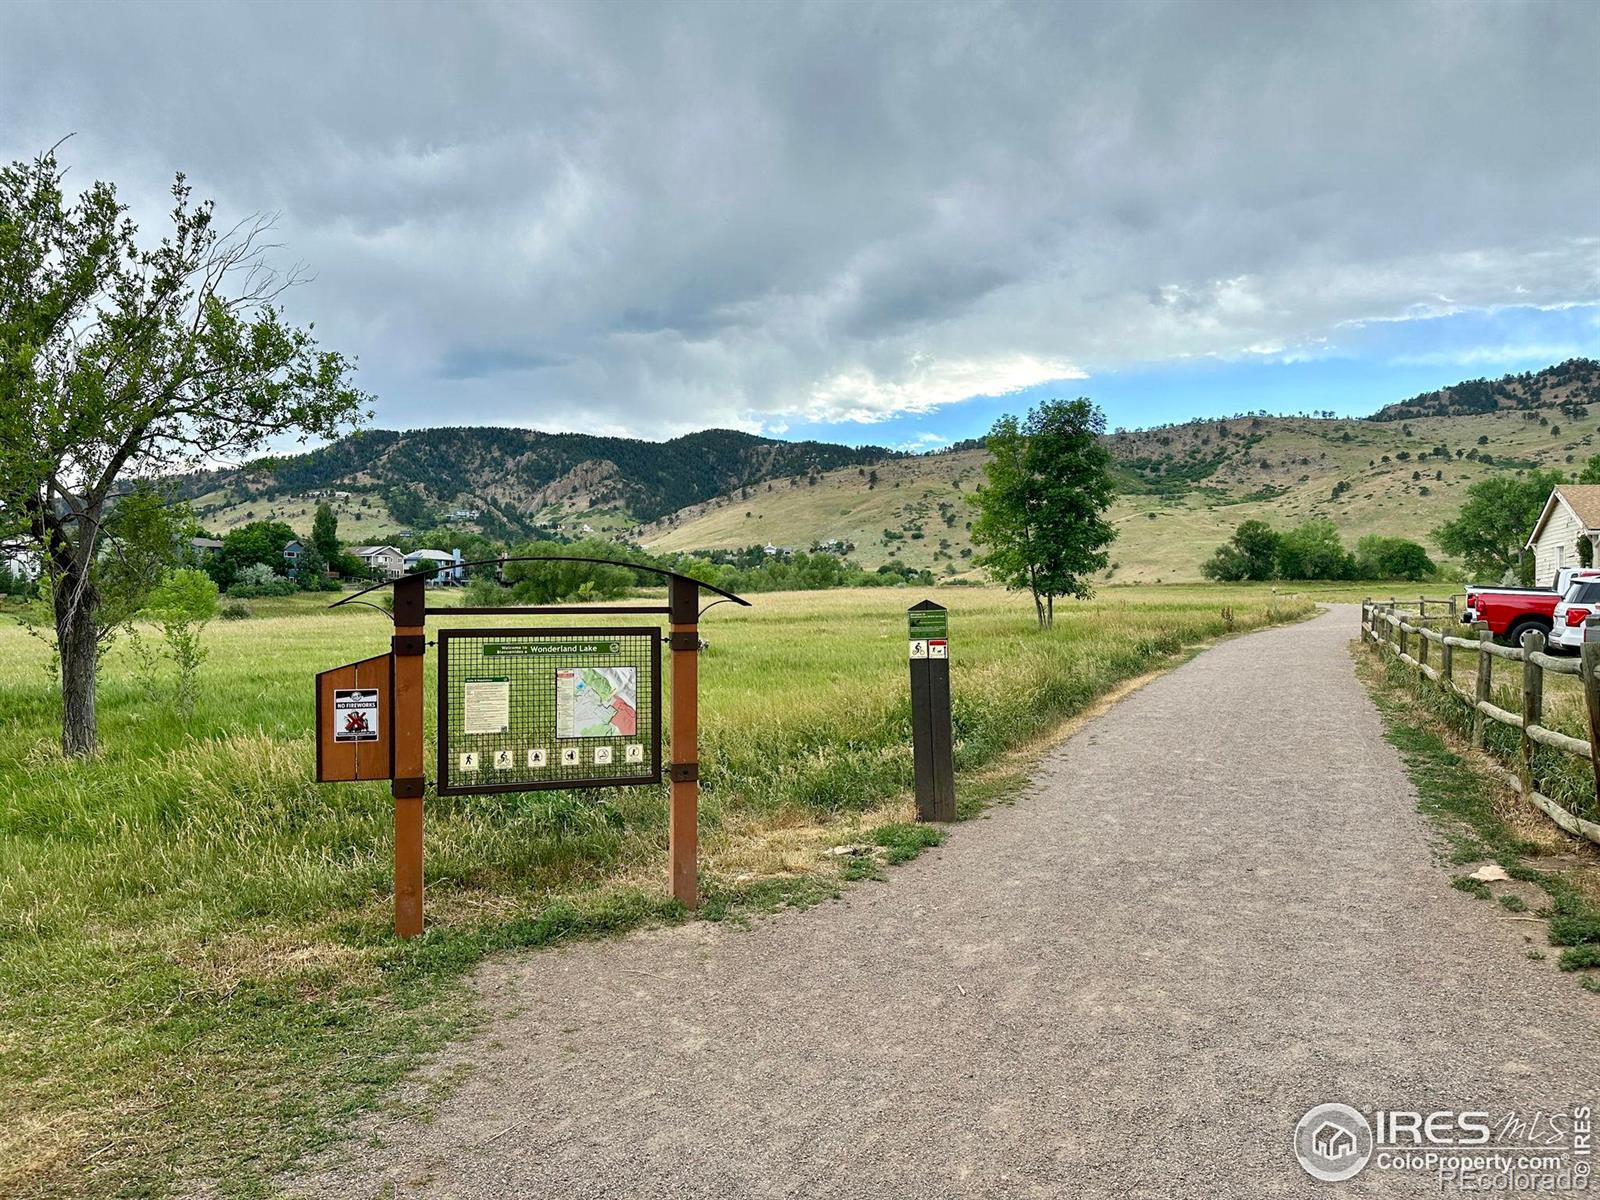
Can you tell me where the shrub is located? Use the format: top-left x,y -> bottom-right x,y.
142,568 -> 220,715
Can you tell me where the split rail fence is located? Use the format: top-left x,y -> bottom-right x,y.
1361,599 -> 1600,848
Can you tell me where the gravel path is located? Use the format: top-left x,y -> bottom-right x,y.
289,605 -> 1598,1198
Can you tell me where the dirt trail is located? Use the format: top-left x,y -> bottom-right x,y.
288,605 -> 1598,1198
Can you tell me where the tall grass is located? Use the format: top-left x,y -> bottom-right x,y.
0,583 -> 1312,1198
1426,635 -> 1600,825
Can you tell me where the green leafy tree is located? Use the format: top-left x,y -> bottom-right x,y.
294,542 -> 337,591
501,540 -> 636,604
1579,455 -> 1600,485
1433,469 -> 1565,582
310,501 -> 341,563
1200,520 -> 1280,581
142,567 -> 220,714
1276,519 -> 1355,580
15,484 -> 188,679
208,521 -> 299,591
970,398 -> 1116,628
1354,535 -> 1436,581
0,148 -> 368,754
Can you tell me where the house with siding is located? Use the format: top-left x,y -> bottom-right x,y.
403,547 -> 462,584
1526,485 -> 1600,586
349,545 -> 407,579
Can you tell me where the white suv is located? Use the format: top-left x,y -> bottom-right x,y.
1549,577 -> 1600,651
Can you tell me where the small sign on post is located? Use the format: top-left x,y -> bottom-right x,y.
907,599 -> 956,822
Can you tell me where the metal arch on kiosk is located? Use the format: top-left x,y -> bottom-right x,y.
315,556 -> 750,937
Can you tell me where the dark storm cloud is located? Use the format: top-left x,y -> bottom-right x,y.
2,0 -> 1596,436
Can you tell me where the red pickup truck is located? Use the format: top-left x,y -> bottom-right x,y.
1463,567 -> 1600,644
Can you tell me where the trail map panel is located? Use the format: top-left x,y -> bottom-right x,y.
438,627 -> 661,795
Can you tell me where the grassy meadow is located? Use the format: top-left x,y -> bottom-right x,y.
1,583 -> 1317,1198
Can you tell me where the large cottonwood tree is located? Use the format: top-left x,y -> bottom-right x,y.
969,398 -> 1116,628
0,148 -> 369,755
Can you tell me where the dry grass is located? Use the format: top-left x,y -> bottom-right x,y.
0,582 -> 1315,1198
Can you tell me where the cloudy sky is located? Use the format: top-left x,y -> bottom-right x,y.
4,0 -> 1597,448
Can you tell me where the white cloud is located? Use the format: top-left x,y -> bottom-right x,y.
894,432 -> 955,452
1390,344 -> 1591,369
1,0 -> 1596,438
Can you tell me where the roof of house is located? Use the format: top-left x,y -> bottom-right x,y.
191,537 -> 223,549
404,548 -> 456,561
350,544 -> 402,557
1527,485 -> 1600,548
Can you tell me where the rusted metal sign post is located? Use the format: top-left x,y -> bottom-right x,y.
315,557 -> 746,937
907,599 -> 956,822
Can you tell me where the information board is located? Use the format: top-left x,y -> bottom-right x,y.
436,627 -> 661,794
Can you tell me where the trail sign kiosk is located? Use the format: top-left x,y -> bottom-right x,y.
907,599 -> 956,822
314,558 -> 749,938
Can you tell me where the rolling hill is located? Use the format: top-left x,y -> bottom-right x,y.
179,427 -> 894,543
181,359 -> 1600,582
641,359 -> 1600,581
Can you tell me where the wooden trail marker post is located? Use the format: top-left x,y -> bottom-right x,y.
667,575 -> 700,908
392,574 -> 427,939
908,599 -> 956,823
315,557 -> 746,937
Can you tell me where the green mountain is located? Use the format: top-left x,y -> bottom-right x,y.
180,427 -> 895,542
182,359 -> 1600,583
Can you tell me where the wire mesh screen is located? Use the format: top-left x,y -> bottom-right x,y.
437,627 -> 661,795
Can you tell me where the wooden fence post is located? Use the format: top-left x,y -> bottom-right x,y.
1581,615 -> 1600,816
1472,624 -> 1493,749
1521,628 -> 1544,798
1398,617 -> 1408,662
1417,619 -> 1429,689
1440,628 -> 1453,693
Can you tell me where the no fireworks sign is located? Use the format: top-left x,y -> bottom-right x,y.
333,687 -> 381,743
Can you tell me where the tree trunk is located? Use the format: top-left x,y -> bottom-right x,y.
1046,594 -> 1054,629
55,572 -> 99,757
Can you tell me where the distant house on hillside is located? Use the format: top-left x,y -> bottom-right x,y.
189,537 -> 223,558
282,540 -> 304,575
350,545 -> 407,579
403,547 -> 462,585
1526,485 -> 1600,585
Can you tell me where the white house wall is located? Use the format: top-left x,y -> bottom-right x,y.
1533,501 -> 1585,586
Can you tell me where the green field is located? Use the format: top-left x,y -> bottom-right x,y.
0,583 -> 1323,1197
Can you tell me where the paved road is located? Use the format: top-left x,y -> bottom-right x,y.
290,606 -> 1598,1198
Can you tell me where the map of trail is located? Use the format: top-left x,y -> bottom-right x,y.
556,667 -> 638,738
